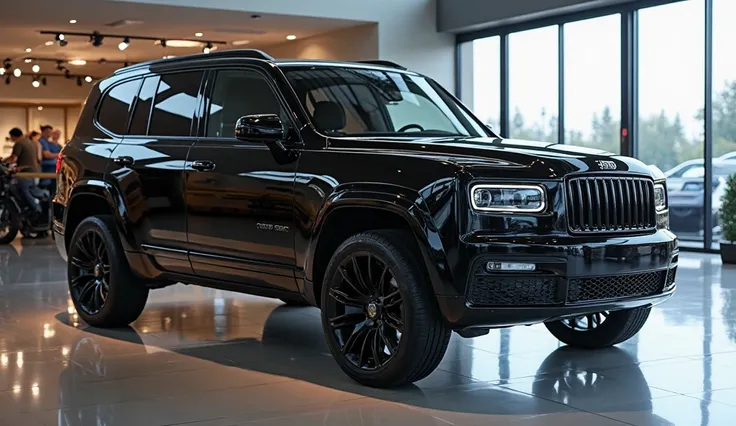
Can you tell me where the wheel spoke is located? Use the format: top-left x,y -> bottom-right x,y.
383,289 -> 402,308
351,256 -> 373,296
338,267 -> 368,298
71,256 -> 95,270
77,279 -> 98,306
342,324 -> 369,355
358,328 -> 372,368
379,324 -> 397,355
384,311 -> 403,332
329,312 -> 366,329
371,328 -> 382,367
328,287 -> 363,307
586,315 -> 594,330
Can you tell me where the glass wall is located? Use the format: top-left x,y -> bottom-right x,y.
564,15 -> 621,153
639,0 -> 705,247
509,26 -> 559,143
457,0 -> 726,252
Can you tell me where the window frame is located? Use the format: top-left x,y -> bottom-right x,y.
198,65 -> 301,143
94,77 -> 143,137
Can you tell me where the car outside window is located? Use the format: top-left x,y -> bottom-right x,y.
285,67 -> 489,138
129,76 -> 159,136
148,71 -> 204,137
97,79 -> 141,135
206,69 -> 283,138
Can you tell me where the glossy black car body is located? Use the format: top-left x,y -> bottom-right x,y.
54,50 -> 677,346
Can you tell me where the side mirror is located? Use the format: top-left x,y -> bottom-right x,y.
235,114 -> 284,143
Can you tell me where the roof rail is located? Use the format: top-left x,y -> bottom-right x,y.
356,60 -> 407,70
115,49 -> 275,74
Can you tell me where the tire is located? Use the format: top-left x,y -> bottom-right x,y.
320,230 -> 451,388
67,215 -> 149,328
545,307 -> 651,349
279,296 -> 311,307
0,203 -> 19,245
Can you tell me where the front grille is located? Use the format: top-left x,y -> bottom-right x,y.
566,176 -> 656,233
468,276 -> 561,306
567,271 -> 665,303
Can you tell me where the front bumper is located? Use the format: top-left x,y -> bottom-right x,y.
439,229 -> 678,330
53,220 -> 67,261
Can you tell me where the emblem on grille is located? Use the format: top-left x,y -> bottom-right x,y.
595,160 -> 617,170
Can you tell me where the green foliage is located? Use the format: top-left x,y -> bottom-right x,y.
721,174 -> 736,242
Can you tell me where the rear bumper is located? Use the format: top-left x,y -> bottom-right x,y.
53,220 -> 67,261
439,229 -> 678,329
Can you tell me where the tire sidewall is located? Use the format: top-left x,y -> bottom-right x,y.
0,201 -> 20,244
320,234 -> 420,384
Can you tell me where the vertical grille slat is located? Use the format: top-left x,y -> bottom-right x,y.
566,176 -> 656,234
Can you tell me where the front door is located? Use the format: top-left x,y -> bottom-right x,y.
185,68 -> 299,291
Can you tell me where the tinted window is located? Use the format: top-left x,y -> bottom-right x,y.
206,70 -> 283,138
97,79 -> 140,135
148,71 -> 203,137
129,76 -> 159,135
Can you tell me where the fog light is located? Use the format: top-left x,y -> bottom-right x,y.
485,262 -> 536,272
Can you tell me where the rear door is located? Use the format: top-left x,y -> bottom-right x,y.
107,70 -> 205,275
185,67 -> 299,291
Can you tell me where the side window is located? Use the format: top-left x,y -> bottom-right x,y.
129,76 -> 160,135
97,79 -> 140,135
206,69 -> 283,138
148,71 -> 204,137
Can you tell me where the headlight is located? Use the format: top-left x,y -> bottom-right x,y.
470,184 -> 546,212
654,183 -> 667,212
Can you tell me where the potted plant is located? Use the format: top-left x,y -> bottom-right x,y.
720,174 -> 736,264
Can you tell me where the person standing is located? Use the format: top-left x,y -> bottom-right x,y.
4,128 -> 41,217
38,125 -> 61,197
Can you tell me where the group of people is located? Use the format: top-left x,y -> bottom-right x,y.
4,126 -> 62,218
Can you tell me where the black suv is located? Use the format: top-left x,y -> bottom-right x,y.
54,49 -> 678,387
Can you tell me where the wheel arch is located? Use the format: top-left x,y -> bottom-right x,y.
64,180 -> 136,252
304,189 -> 454,308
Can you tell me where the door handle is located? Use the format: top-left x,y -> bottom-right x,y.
113,156 -> 134,166
191,160 -> 216,172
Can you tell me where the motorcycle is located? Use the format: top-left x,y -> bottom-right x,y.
0,162 -> 53,244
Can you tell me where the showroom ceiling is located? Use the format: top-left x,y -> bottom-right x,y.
0,0 -> 365,78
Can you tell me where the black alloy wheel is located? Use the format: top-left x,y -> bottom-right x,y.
326,253 -> 403,371
321,231 -> 451,388
69,229 -> 111,315
561,312 -> 610,331
545,307 -> 651,349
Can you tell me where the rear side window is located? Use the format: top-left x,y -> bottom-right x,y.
206,69 -> 283,138
148,71 -> 204,137
97,79 -> 140,135
128,76 -> 159,135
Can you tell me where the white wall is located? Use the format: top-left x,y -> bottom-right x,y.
268,24 -> 378,61
0,78 -> 92,103
107,0 -> 456,90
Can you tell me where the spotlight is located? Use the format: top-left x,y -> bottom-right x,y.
32,64 -> 40,73
5,76 -> 9,85
84,75 -> 92,83
65,69 -> 71,79
286,34 -> 297,40
76,76 -> 82,86
60,40 -> 68,47
56,33 -> 68,47
90,31 -> 104,47
24,58 -> 32,63
13,68 -> 21,78
98,58 -> 107,64
32,78 -> 40,88
160,39 -> 167,48
202,42 -> 213,54
37,106 -> 43,111
0,68 -> 4,76
68,59 -> 86,66
124,62 -> 129,67
25,47 -> 32,53
194,32 -> 203,37
45,41 -> 54,46
69,19 -> 77,24
41,77 -> 47,86
118,37 -> 130,51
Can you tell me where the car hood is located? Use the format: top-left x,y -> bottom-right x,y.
334,136 -> 660,179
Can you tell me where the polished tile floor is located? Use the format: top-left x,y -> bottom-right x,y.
1,238 -> 736,426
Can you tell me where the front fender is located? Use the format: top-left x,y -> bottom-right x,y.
305,186 -> 458,299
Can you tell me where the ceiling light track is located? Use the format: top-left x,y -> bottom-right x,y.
39,30 -> 227,47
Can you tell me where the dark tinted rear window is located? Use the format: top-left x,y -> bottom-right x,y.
129,76 -> 159,135
97,79 -> 141,135
148,71 -> 204,137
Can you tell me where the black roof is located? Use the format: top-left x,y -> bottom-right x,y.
114,49 -> 409,75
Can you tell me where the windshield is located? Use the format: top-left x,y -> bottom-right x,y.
283,66 -> 491,138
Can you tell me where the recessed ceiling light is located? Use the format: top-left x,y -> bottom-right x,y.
163,55 -> 176,59
45,41 -> 54,46
13,68 -> 22,77
24,58 -> 32,63
194,32 -> 203,37
68,59 -> 87,66
231,39 -> 251,46
161,39 -> 203,48
37,106 -> 43,111
32,64 -> 40,73
85,76 -> 93,83
69,19 -> 77,24
286,35 -> 297,40
25,47 -> 32,53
